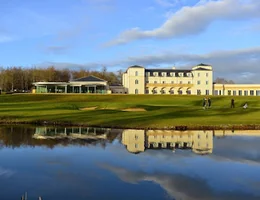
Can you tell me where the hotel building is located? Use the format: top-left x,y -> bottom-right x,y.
122,63 -> 213,95
122,63 -> 260,96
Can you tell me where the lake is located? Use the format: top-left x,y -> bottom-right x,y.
0,126 -> 260,200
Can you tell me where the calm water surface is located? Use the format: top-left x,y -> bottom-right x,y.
0,126 -> 260,200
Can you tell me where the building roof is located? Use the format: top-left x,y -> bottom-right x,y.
71,75 -> 106,82
129,65 -> 144,68
193,67 -> 211,71
196,63 -> 211,66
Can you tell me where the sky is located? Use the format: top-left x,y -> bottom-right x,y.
0,0 -> 260,83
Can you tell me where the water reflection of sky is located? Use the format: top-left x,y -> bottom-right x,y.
0,129 -> 260,200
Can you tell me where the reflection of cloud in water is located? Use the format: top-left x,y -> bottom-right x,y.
0,167 -> 15,178
213,136 -> 260,164
102,164 -> 260,200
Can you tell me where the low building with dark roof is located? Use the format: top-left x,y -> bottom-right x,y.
33,75 -> 109,94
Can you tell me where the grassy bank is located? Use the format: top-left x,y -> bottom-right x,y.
0,94 -> 260,129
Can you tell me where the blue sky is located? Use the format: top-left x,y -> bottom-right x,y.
0,0 -> 260,82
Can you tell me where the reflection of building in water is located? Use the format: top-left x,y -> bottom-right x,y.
122,130 -> 145,153
34,127 -> 111,140
122,129 -> 213,155
214,130 -> 260,137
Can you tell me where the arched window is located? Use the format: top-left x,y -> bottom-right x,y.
135,79 -> 139,84
135,71 -> 138,76
135,89 -> 138,94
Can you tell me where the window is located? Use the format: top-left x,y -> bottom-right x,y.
228,90 -> 231,95
250,90 -> 254,96
145,89 -> 149,94
153,89 -> 157,94
198,73 -> 200,77
219,90 -> 222,95
135,144 -> 138,148
162,81 -> 165,84
233,90 -> 237,96
198,134 -> 200,139
188,81 -> 191,84
180,81 -> 182,84
135,79 -> 139,84
256,90 -> 260,96
146,80 -> 149,83
244,90 -> 248,96
197,90 -> 201,95
135,89 -> 138,94
239,90 -> 242,96
146,72 -> 150,76
187,90 -> 191,95
171,81 -> 174,84
178,90 -> 183,95
197,80 -> 201,85
135,71 -> 138,76
206,81 -> 208,85
206,90 -> 209,95
154,81 -> 157,83
214,90 -> 218,95
135,135 -> 138,140
206,73 -> 208,77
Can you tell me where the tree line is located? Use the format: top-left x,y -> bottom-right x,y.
0,66 -> 122,92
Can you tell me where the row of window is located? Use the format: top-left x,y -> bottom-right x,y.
145,72 -> 192,77
135,71 -> 209,77
144,80 -> 192,84
148,134 -> 208,139
135,79 -> 209,85
215,90 -> 260,96
197,80 -> 209,85
135,89 -> 210,95
197,72 -> 209,77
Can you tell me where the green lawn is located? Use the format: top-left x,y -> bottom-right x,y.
0,94 -> 260,129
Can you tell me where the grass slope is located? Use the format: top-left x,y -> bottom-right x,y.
0,94 -> 260,129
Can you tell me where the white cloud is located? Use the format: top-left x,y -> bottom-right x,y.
0,35 -> 13,43
0,167 -> 15,178
105,0 -> 260,46
39,46 -> 260,83
155,0 -> 180,7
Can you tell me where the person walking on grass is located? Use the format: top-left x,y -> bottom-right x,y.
231,99 -> 235,108
208,98 -> 211,108
203,97 -> 209,109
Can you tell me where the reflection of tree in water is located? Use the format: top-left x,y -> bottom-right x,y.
0,126 -> 121,149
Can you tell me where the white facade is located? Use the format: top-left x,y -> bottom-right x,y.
122,64 -> 213,95
213,84 -> 260,96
